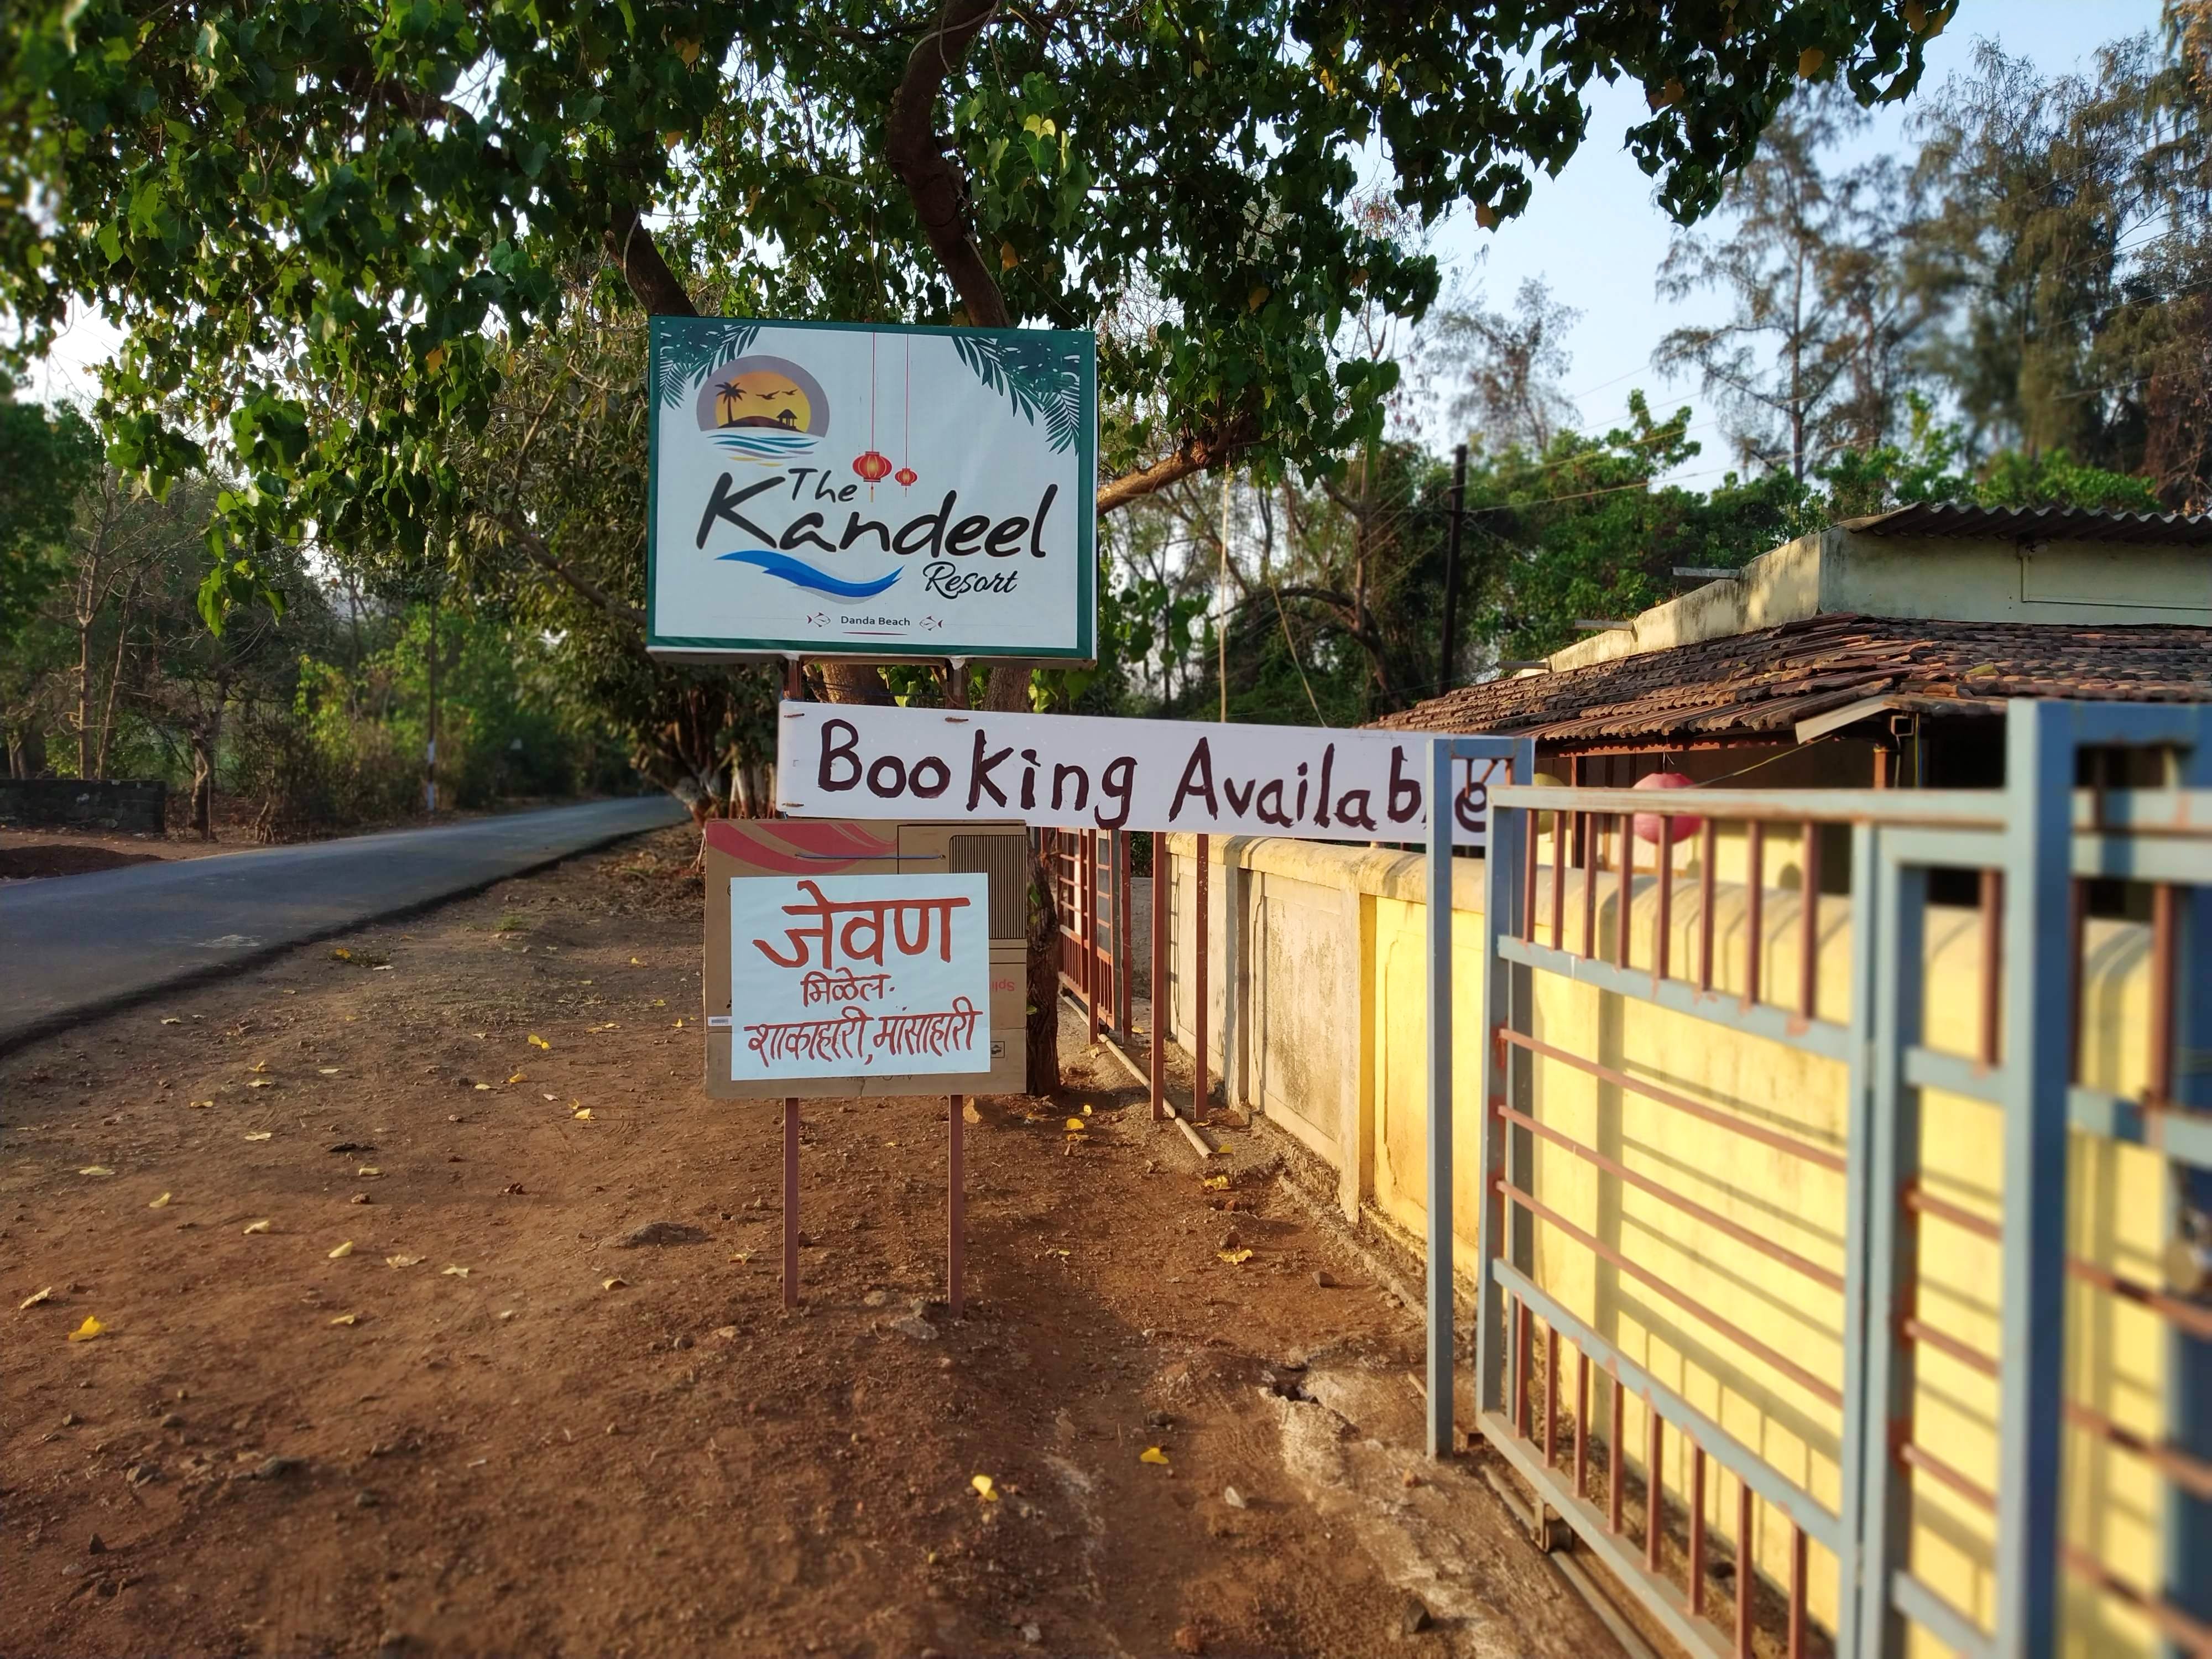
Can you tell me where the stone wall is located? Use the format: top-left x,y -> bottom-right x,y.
0,779 -> 168,835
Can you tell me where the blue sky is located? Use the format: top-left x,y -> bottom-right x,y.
1396,1 -> 2167,481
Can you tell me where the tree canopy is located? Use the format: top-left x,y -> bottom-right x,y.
0,384 -> 97,653
3,0 -> 1948,666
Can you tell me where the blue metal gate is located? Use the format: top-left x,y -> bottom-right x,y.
1422,700 -> 2212,1658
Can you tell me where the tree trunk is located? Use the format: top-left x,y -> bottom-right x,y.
189,693 -> 225,840
816,661 -> 894,704
92,598 -> 129,779
982,662 -> 1031,713
189,730 -> 216,839
1025,843 -> 1060,1095
76,606 -> 96,781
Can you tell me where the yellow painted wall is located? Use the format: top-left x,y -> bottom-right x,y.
1164,832 -> 2172,1656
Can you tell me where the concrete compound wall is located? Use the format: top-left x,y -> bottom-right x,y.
1160,830 -> 2167,1656
0,778 -> 167,834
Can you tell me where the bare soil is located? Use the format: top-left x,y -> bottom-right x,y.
0,826 -> 1619,1659
0,844 -> 168,880
0,826 -> 233,874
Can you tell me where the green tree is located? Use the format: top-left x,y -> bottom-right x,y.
1467,394 -> 1821,660
1899,34 -> 2212,488
1657,88 -> 1931,481
0,385 -> 96,659
3,0 -> 1948,686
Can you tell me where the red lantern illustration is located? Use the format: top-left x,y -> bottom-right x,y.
894,466 -> 917,487
852,450 -> 892,483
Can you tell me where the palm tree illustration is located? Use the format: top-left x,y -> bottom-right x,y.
714,379 -> 745,426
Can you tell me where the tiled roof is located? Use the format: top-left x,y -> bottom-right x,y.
1376,614 -> 2212,746
1846,502 -> 2212,546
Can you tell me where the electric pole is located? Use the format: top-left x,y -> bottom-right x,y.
1437,443 -> 1468,697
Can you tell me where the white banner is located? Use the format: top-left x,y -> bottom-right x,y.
775,703 -> 1501,844
648,317 -> 1096,662
728,873 -> 990,1081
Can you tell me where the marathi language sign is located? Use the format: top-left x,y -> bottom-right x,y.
648,317 -> 1097,662
775,703 -> 1498,844
729,872 -> 990,1081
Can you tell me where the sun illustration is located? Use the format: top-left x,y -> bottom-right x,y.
716,369 -> 810,430
693,355 -> 830,439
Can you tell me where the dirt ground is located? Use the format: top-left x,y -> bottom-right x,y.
0,827 -> 231,880
0,825 -> 1621,1659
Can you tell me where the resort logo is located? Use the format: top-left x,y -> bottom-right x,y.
687,346 -> 937,599
695,355 -> 831,465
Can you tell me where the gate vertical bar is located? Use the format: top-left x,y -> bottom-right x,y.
1426,735 -> 1457,1458
1085,831 -> 1100,1045
1194,836 -> 1210,1121
1150,834 -> 1167,1120
2163,711 -> 2212,1656
1118,831 -> 1134,1036
1994,701 -> 2074,1659
1506,743 -> 1537,1285
1854,841 -> 1926,1657
1474,742 -> 1530,1445
1834,817 -> 1881,1659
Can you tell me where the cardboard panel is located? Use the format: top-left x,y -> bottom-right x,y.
703,817 -> 1028,1099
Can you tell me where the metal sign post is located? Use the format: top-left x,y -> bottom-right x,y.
1425,733 -> 1533,1460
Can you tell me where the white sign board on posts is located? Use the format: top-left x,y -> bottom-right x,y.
648,317 -> 1097,664
775,702 -> 1496,845
729,872 -> 992,1081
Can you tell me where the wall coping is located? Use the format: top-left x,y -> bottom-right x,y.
1161,830 -> 1486,912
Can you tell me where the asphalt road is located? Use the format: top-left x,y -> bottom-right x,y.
0,796 -> 686,1054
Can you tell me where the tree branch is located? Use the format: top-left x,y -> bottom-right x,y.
488,510 -> 648,629
1094,416 -> 1256,515
602,205 -> 697,317
886,0 -> 1009,328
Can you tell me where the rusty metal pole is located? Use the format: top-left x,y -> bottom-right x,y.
782,1097 -> 800,1310
947,1093 -> 964,1318
1117,831 -> 1133,1035
1194,834 -> 1210,1123
1151,835 -> 1167,1120
1086,830 -> 1100,1045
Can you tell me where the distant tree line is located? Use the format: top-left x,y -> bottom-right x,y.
0,426 -> 634,834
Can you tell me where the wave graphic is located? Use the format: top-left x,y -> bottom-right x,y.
715,546 -> 901,599
713,429 -> 821,465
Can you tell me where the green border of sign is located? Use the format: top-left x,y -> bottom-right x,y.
645,315 -> 1097,664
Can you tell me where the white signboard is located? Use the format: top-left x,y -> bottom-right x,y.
648,317 -> 1097,663
728,873 -> 990,1080
775,703 -> 1499,845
